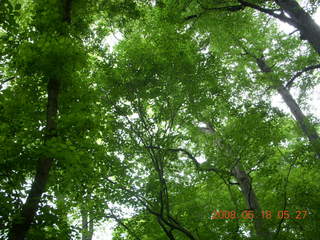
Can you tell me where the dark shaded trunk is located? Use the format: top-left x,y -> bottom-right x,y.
275,0 -> 320,55
238,0 -> 320,54
256,57 -> 320,158
8,1 -> 72,239
232,164 -> 270,239
8,78 -> 60,240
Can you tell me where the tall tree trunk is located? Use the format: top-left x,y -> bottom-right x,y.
275,0 -> 320,55
256,57 -> 320,158
8,78 -> 60,240
277,85 -> 320,157
88,214 -> 94,240
232,164 -> 270,239
81,208 -> 88,240
202,124 -> 271,239
81,208 -> 94,240
8,1 -> 72,239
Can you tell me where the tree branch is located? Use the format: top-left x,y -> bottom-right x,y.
273,150 -> 296,239
108,209 -> 141,240
285,64 -> 320,88
237,0 -> 296,26
106,154 -> 196,240
202,4 -> 245,12
185,4 -> 245,21
146,146 -> 231,176
106,178 -> 152,208
0,76 -> 15,84
0,76 -> 15,89
185,0 -> 294,27
157,217 -> 176,240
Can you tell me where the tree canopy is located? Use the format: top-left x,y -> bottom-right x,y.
1,0 -> 320,239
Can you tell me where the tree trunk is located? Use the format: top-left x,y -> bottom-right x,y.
256,57 -> 320,158
8,78 -> 60,240
275,0 -> 320,55
88,214 -> 94,240
81,208 -> 88,240
201,124 -> 271,239
232,164 -> 270,239
81,208 -> 94,240
277,85 -> 320,158
8,1 -> 72,239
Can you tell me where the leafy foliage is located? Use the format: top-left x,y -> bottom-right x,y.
1,0 -> 320,239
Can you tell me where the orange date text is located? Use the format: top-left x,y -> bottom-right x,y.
210,210 -> 308,220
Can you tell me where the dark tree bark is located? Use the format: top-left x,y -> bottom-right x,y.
157,217 -> 176,240
243,0 -> 320,54
275,0 -> 320,55
186,0 -> 320,54
8,78 -> 60,240
237,0 -> 320,54
8,1 -> 72,239
88,215 -> 93,240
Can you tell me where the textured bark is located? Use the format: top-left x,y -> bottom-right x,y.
232,164 -> 270,239
8,78 -> 60,240
275,0 -> 320,55
256,57 -> 320,158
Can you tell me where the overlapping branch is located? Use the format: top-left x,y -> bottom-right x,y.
146,146 -> 231,176
286,64 -> 320,88
106,177 -> 196,240
185,0 -> 294,26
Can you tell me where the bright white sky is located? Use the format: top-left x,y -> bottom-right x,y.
94,8 -> 320,240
